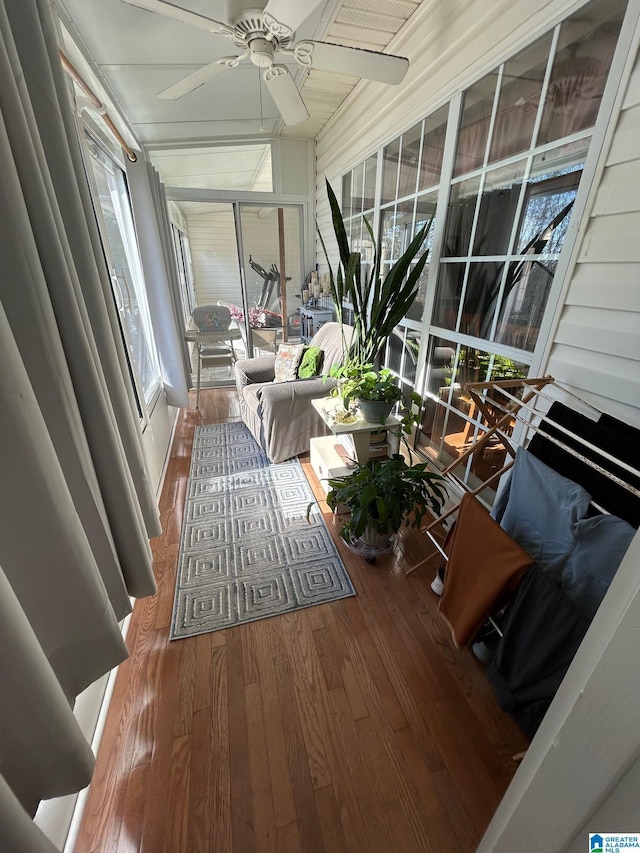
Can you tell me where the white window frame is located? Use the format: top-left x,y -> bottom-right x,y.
79,118 -> 163,418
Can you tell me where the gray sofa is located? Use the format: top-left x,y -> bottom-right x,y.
235,322 -> 352,463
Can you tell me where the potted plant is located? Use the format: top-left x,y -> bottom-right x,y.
331,362 -> 402,423
311,454 -> 447,561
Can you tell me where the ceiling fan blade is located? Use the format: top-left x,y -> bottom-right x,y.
121,0 -> 232,36
157,59 -> 234,100
263,0 -> 325,36
297,41 -> 409,85
263,65 -> 309,126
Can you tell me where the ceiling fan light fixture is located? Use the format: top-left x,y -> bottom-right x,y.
262,12 -> 293,41
249,36 -> 275,67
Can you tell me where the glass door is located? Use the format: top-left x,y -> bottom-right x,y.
166,200 -> 305,389
171,201 -> 247,387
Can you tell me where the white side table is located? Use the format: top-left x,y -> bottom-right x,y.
311,397 -> 401,464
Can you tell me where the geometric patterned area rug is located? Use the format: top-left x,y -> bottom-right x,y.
170,422 -> 355,639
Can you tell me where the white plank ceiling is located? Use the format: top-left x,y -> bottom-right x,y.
54,0 -> 422,148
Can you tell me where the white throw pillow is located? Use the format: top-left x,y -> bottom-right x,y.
273,343 -> 305,383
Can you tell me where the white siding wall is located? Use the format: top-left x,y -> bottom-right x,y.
546,44 -> 640,426
239,209 -> 303,308
187,211 -> 240,307
188,208 -> 303,310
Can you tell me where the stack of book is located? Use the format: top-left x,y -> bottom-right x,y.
338,429 -> 390,461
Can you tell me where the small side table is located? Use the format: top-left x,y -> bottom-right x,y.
311,397 -> 401,464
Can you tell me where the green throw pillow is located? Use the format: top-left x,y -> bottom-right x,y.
297,346 -> 324,379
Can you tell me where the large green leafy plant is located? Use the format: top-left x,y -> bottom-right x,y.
318,454 -> 447,544
336,364 -> 403,410
318,178 -> 432,366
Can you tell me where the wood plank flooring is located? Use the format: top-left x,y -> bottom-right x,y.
74,388 -> 528,853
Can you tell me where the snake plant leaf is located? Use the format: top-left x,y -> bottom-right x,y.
321,179 -> 434,366
326,178 -> 351,270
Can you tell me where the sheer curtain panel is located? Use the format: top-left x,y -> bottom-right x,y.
126,158 -> 191,406
0,0 -> 161,845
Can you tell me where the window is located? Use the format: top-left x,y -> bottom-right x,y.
337,0 -> 628,485
84,131 -> 161,408
435,147 -> 587,351
342,154 -> 377,218
418,336 -> 528,493
171,223 -> 195,326
420,0 -> 627,479
150,143 -> 273,192
341,155 -> 378,327
376,106 -> 448,385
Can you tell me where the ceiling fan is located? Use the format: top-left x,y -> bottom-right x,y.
121,0 -> 410,125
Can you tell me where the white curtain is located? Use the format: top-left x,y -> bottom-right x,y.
127,158 -> 191,406
0,0 -> 162,845
0,775 -> 59,853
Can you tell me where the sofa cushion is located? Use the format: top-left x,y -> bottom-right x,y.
309,322 -> 352,373
297,346 -> 324,379
273,343 -> 305,383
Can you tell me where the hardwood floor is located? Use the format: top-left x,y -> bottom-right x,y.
74,388 -> 528,853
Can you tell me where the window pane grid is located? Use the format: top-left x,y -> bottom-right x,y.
351,162 -> 365,216
489,32 -> 554,165
340,108 -> 445,352
397,122 -> 423,200
453,73 -> 499,177
336,0 -> 628,482
341,172 -> 352,216
419,105 -> 449,191
418,335 -> 528,480
381,137 -> 401,205
438,81 -> 590,351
